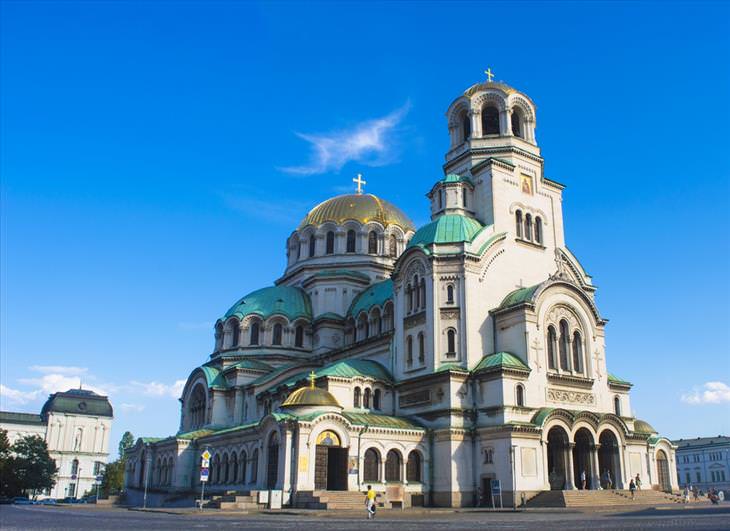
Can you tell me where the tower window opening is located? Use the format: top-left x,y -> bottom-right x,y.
462,112 -> 471,142
325,231 -> 335,254
295,325 -> 304,348
462,187 -> 468,208
558,319 -> 570,371
614,396 -> 621,416
446,284 -> 454,304
346,230 -> 356,253
547,325 -> 557,370
438,189 -> 444,210
272,323 -> 283,346
572,331 -> 583,373
250,321 -> 260,346
418,332 -> 425,364
446,329 -> 456,356
368,231 -> 378,254
515,210 -> 523,239
482,105 -> 500,135
308,235 -> 316,257
516,384 -> 525,407
511,110 -> 523,138
389,235 -> 398,257
406,335 -> 413,367
525,214 -> 533,241
535,217 -> 543,245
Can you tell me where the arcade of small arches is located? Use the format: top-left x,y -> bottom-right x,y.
216,315 -> 310,351
449,95 -> 536,147
362,447 -> 423,484
515,210 -> 543,246
544,306 -> 588,376
352,386 -> 383,411
344,301 -> 394,345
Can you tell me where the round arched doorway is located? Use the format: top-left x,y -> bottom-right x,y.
656,450 -> 671,492
572,428 -> 595,489
266,432 -> 280,489
598,430 -> 622,489
314,430 -> 348,491
547,426 -> 569,490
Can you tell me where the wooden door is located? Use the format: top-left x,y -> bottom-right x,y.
314,446 -> 328,490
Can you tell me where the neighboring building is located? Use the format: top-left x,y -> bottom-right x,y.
673,436 -> 730,492
0,389 -> 114,499
125,76 -> 678,508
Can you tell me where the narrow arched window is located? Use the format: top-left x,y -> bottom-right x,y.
525,214 -> 533,241
326,231 -> 335,254
373,389 -> 381,410
406,335 -> 413,366
406,284 -> 413,313
482,105 -> 500,135
385,450 -> 402,482
272,323 -> 283,346
462,112 -> 471,141
547,325 -> 557,370
516,384 -> 525,407
368,231 -> 378,254
413,275 -> 420,309
346,230 -> 356,253
295,239 -> 301,260
389,235 -> 397,257
250,322 -> 260,345
438,189 -> 444,210
614,396 -> 621,416
535,217 -> 543,245
354,387 -> 362,408
420,279 -> 426,309
418,332 -> 425,363
231,322 -> 240,347
406,451 -> 421,482
516,210 -> 523,238
447,284 -> 454,304
364,388 -> 371,408
447,329 -> 456,355
308,235 -> 316,257
511,110 -> 522,138
295,325 -> 304,348
559,319 -> 570,370
250,449 -> 258,483
572,331 -> 583,373
363,449 -> 380,482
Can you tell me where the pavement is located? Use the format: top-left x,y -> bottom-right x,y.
1,502 -> 730,530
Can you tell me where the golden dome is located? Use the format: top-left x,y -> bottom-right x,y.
299,194 -> 414,231
281,385 -> 341,408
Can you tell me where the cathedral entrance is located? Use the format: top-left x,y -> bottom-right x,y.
598,430 -> 621,489
313,430 -> 348,491
547,426 -> 569,490
572,428 -> 594,489
266,433 -> 280,489
656,450 -> 671,492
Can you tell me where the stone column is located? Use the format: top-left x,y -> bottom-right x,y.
471,110 -> 482,138
565,444 -> 576,490
281,427 -> 293,495
591,444 -> 601,490
540,440 -> 550,490
233,389 -> 244,425
500,108 -> 513,136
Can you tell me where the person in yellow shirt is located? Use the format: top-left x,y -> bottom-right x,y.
365,485 -> 376,519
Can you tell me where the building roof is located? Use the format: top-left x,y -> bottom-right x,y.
40,389 -> 113,419
341,411 -> 425,431
407,214 -> 485,249
347,279 -> 393,317
0,411 -> 45,426
633,419 -> 657,435
222,285 -> 312,323
277,360 -> 393,390
473,352 -> 530,373
608,373 -> 632,386
299,193 -> 414,231
672,436 -> 730,449
440,173 -> 474,186
223,359 -> 273,373
499,284 -> 541,309
281,385 -> 341,408
199,366 -> 228,390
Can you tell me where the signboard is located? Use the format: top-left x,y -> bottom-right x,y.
200,468 -> 209,482
201,450 -> 211,461
491,479 -> 501,496
96,475 -> 104,483
201,458 -> 210,468
269,490 -> 282,509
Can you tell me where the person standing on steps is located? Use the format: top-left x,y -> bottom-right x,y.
365,485 -> 376,520
580,470 -> 587,490
635,474 -> 642,490
629,478 -> 636,500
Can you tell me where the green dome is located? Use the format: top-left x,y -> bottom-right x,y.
347,279 -> 393,317
441,173 -> 474,185
407,214 -> 484,249
222,285 -> 312,322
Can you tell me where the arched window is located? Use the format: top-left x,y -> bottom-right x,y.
240,451 -> 247,484
363,449 -> 380,482
346,230 -> 356,253
559,319 -> 570,371
250,322 -> 260,346
294,325 -> 304,348
295,239 -> 301,260
614,396 -> 621,416
250,449 -> 258,483
272,323 -> 283,346
326,231 -> 335,254
406,284 -> 413,313
535,217 -> 543,245
446,329 -> 456,355
419,279 -> 426,309
389,235 -> 398,257
308,235 -> 316,257
572,331 -> 583,373
438,188 -> 444,210
406,335 -> 413,366
189,384 -> 206,430
406,451 -> 421,482
354,387 -> 362,408
71,458 -> 79,475
516,210 -> 523,238
547,325 -> 557,370
516,384 -> 525,407
446,284 -> 454,304
525,213 -> 533,241
231,453 -> 238,483
368,231 -> 378,254
373,389 -> 381,410
511,110 -> 522,138
461,112 -> 471,142
462,187 -> 468,208
418,332 -> 425,364
413,275 -> 420,309
482,105 -> 500,135
364,388 -> 371,409
231,322 -> 240,348
385,450 -> 402,482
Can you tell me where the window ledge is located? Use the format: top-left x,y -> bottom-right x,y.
547,372 -> 594,388
515,237 -> 545,249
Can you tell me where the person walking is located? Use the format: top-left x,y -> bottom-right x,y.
629,478 -> 636,500
580,470 -> 587,490
603,469 -> 613,490
365,485 -> 376,520
635,474 -> 642,490
683,485 -> 690,503
693,485 -> 699,501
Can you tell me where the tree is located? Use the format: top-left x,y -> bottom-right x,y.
0,428 -> 19,496
6,434 -> 58,498
100,459 -> 125,496
118,431 -> 135,460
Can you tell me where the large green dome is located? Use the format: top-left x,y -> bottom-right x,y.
221,285 -> 312,322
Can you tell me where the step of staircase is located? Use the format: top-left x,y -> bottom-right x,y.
526,489 -> 688,508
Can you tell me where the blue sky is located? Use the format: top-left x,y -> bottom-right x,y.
1,1 -> 728,453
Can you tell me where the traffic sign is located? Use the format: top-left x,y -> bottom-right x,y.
200,468 -> 209,482
201,458 -> 210,468
201,450 -> 211,461
96,475 -> 104,482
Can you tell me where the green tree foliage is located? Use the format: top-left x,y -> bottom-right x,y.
119,431 -> 135,460
100,459 -> 126,496
0,430 -> 58,498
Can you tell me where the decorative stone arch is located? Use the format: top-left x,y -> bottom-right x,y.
570,416 -> 600,440
599,414 -> 630,438
223,316 -> 241,349
382,300 -> 394,332
290,317 -> 310,348
362,445 -> 382,482
446,97 -> 470,128
508,94 -> 535,122
307,415 -> 353,449
240,314 -> 264,346
539,409 -> 575,440
368,306 -> 383,335
265,314 -> 290,346
356,311 -> 370,340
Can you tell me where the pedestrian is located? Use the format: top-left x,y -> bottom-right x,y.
635,474 -> 642,490
693,485 -> 699,501
603,469 -> 613,490
365,485 -> 376,520
683,486 -> 690,503
629,479 -> 636,500
580,470 -> 587,490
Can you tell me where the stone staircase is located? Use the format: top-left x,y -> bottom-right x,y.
527,489 -> 688,508
294,490 -> 370,510
204,490 -> 266,511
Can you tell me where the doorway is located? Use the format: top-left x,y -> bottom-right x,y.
572,428 -> 594,489
656,450 -> 671,492
313,430 -> 348,491
480,477 -> 493,506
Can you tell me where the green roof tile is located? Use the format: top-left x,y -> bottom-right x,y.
434,362 -> 469,373
407,215 -> 485,249
313,312 -> 346,322
223,359 -> 273,373
277,360 -> 393,390
473,352 -> 530,373
200,366 -> 228,390
222,285 -> 312,323
499,284 -> 541,309
348,279 -> 393,317
608,373 -> 632,386
40,389 -> 113,418
342,411 -> 425,431
441,173 -> 474,186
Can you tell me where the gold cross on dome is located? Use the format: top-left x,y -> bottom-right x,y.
353,173 -> 366,194
484,68 -> 495,83
309,371 -> 317,389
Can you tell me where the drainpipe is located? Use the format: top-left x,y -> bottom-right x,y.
357,424 -> 369,491
428,429 -> 435,507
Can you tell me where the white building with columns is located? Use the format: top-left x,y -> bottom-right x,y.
124,77 -> 677,508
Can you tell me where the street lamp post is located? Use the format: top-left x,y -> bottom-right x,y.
143,445 -> 151,509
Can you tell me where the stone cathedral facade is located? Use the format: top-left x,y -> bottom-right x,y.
124,78 -> 678,507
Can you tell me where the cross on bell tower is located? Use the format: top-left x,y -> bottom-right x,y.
353,173 -> 366,194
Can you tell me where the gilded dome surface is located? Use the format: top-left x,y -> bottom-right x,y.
299,194 -> 414,231
281,386 -> 341,408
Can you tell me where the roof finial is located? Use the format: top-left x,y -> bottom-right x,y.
309,371 -> 317,389
484,67 -> 495,83
353,173 -> 366,194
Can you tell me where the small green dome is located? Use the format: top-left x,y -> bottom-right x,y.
222,285 -> 312,322
440,173 -> 474,185
348,279 -> 393,317
407,214 -> 484,249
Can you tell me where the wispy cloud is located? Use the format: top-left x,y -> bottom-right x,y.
0,384 -> 40,405
130,380 -> 186,399
279,103 -> 410,176
19,372 -> 107,397
120,403 -> 146,413
681,381 -> 730,405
